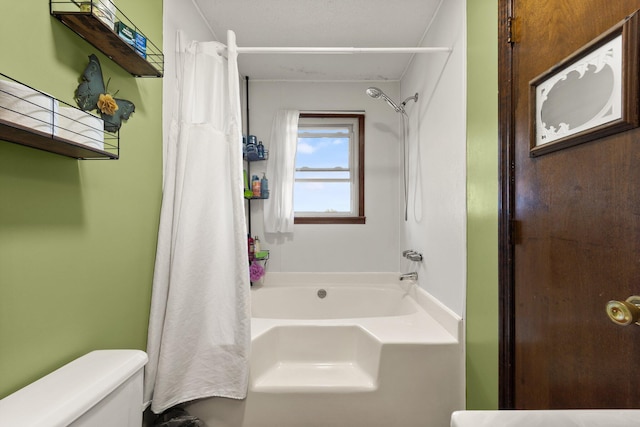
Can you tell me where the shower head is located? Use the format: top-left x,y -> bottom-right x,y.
366,87 -> 403,113
365,87 -> 384,99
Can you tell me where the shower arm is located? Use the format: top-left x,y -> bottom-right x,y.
401,93 -> 419,108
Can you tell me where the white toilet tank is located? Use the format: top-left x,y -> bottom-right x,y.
0,350 -> 148,427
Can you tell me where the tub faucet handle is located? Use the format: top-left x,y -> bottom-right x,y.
403,250 -> 423,262
407,252 -> 423,262
399,272 -> 418,281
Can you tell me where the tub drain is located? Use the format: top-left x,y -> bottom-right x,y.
317,289 -> 327,299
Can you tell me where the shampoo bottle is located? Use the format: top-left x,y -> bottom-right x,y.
260,173 -> 269,198
257,141 -> 265,159
252,175 -> 261,197
243,170 -> 253,198
248,235 -> 255,261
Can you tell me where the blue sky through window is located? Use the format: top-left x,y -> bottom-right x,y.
294,182 -> 351,212
295,126 -> 351,213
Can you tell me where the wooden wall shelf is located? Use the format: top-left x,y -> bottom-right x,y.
50,2 -> 163,77
0,118 -> 118,160
0,72 -> 120,160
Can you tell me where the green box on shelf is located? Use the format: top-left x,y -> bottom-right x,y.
114,21 -> 135,47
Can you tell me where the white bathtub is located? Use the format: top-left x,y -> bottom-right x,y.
186,273 -> 464,427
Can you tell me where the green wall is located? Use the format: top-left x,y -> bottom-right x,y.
0,0 -> 162,398
466,0 -> 499,409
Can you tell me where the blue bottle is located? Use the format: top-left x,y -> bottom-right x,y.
245,143 -> 258,160
257,141 -> 265,159
261,173 -> 268,198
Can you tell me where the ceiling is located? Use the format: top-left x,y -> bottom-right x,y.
192,0 -> 443,81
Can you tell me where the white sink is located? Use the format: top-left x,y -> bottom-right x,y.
451,410 -> 640,427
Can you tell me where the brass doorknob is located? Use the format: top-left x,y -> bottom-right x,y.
606,296 -> 640,326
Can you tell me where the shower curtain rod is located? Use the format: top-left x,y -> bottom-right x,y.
235,46 -> 451,54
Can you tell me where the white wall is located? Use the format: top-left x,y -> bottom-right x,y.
400,0 -> 467,316
248,81 -> 402,272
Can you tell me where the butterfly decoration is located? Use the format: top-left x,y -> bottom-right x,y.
75,54 -> 135,133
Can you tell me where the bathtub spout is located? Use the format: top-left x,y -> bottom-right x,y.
399,272 -> 418,281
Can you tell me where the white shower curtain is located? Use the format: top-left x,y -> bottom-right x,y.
263,110 -> 299,233
144,30 -> 250,414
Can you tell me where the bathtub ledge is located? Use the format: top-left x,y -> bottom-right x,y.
407,283 -> 463,340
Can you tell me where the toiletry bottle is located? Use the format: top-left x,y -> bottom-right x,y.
246,135 -> 258,160
261,173 -> 268,198
257,141 -> 265,159
252,175 -> 261,197
244,170 -> 253,198
254,236 -> 261,254
248,235 -> 255,261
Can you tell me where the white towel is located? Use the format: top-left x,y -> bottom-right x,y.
55,107 -> 104,150
0,79 -> 55,135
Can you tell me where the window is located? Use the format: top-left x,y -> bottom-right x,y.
294,113 -> 365,224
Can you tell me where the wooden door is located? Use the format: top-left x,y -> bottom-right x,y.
500,0 -> 640,409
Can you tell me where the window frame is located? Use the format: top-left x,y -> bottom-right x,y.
294,113 -> 365,225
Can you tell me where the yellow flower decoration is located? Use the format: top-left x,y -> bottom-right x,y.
97,93 -> 119,116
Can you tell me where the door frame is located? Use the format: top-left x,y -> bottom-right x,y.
498,0 -> 516,409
